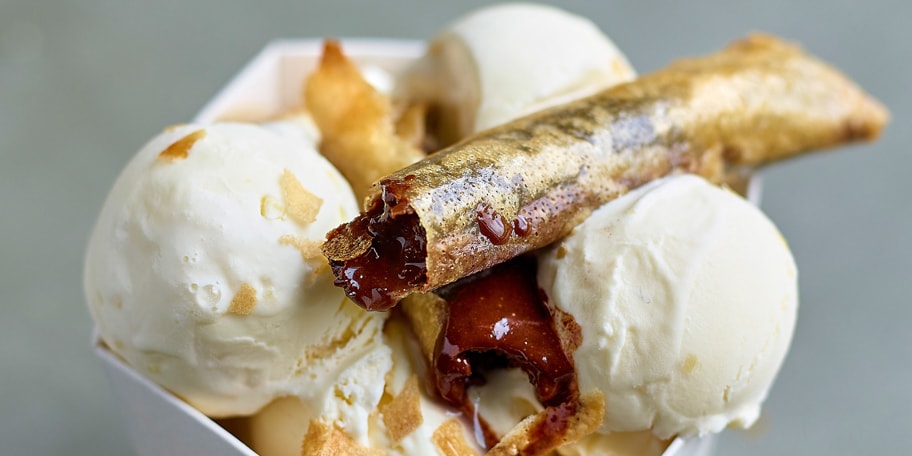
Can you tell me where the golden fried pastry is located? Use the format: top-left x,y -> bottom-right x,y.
323,34 -> 888,311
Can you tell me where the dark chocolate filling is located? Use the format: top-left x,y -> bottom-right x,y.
432,256 -> 580,450
328,184 -> 428,311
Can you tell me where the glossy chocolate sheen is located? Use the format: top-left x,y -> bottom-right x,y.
322,34 -> 888,310
431,256 -> 579,450
327,196 -> 428,310
432,256 -> 575,407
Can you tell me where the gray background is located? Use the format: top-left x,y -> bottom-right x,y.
1,0 -> 909,454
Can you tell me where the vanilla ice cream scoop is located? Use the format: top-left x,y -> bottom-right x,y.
538,174 -> 798,439
396,2 -> 635,144
84,122 -> 389,419
248,318 -> 481,456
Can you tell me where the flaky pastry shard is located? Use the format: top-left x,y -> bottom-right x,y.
485,392 -> 605,456
305,40 -> 425,203
301,420 -> 384,456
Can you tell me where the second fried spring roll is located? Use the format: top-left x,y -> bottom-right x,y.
323,34 -> 888,311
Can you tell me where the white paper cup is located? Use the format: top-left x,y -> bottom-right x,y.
93,38 -> 733,456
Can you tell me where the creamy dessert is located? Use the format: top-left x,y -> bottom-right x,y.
84,3 -> 887,456
538,174 -> 798,438
247,317 -> 482,456
396,3 -> 636,145
83,122 -> 390,425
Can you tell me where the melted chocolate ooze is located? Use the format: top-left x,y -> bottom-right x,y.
431,256 -> 581,450
327,179 -> 428,311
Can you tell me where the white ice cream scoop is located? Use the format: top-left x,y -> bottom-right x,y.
84,122 -> 389,420
538,174 -> 798,439
396,2 -> 636,144
247,318 -> 481,456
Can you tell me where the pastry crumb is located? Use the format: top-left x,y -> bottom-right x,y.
380,375 -> 423,442
158,129 -> 206,160
278,234 -> 322,260
280,169 -> 322,225
682,354 -> 699,374
301,420 -> 384,456
432,418 -> 478,456
260,195 -> 285,220
279,235 -> 329,276
227,283 -> 257,315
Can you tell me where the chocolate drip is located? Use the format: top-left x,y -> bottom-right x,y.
476,203 -> 512,245
512,215 -> 531,237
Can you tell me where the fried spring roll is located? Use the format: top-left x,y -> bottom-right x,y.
323,34 -> 888,311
